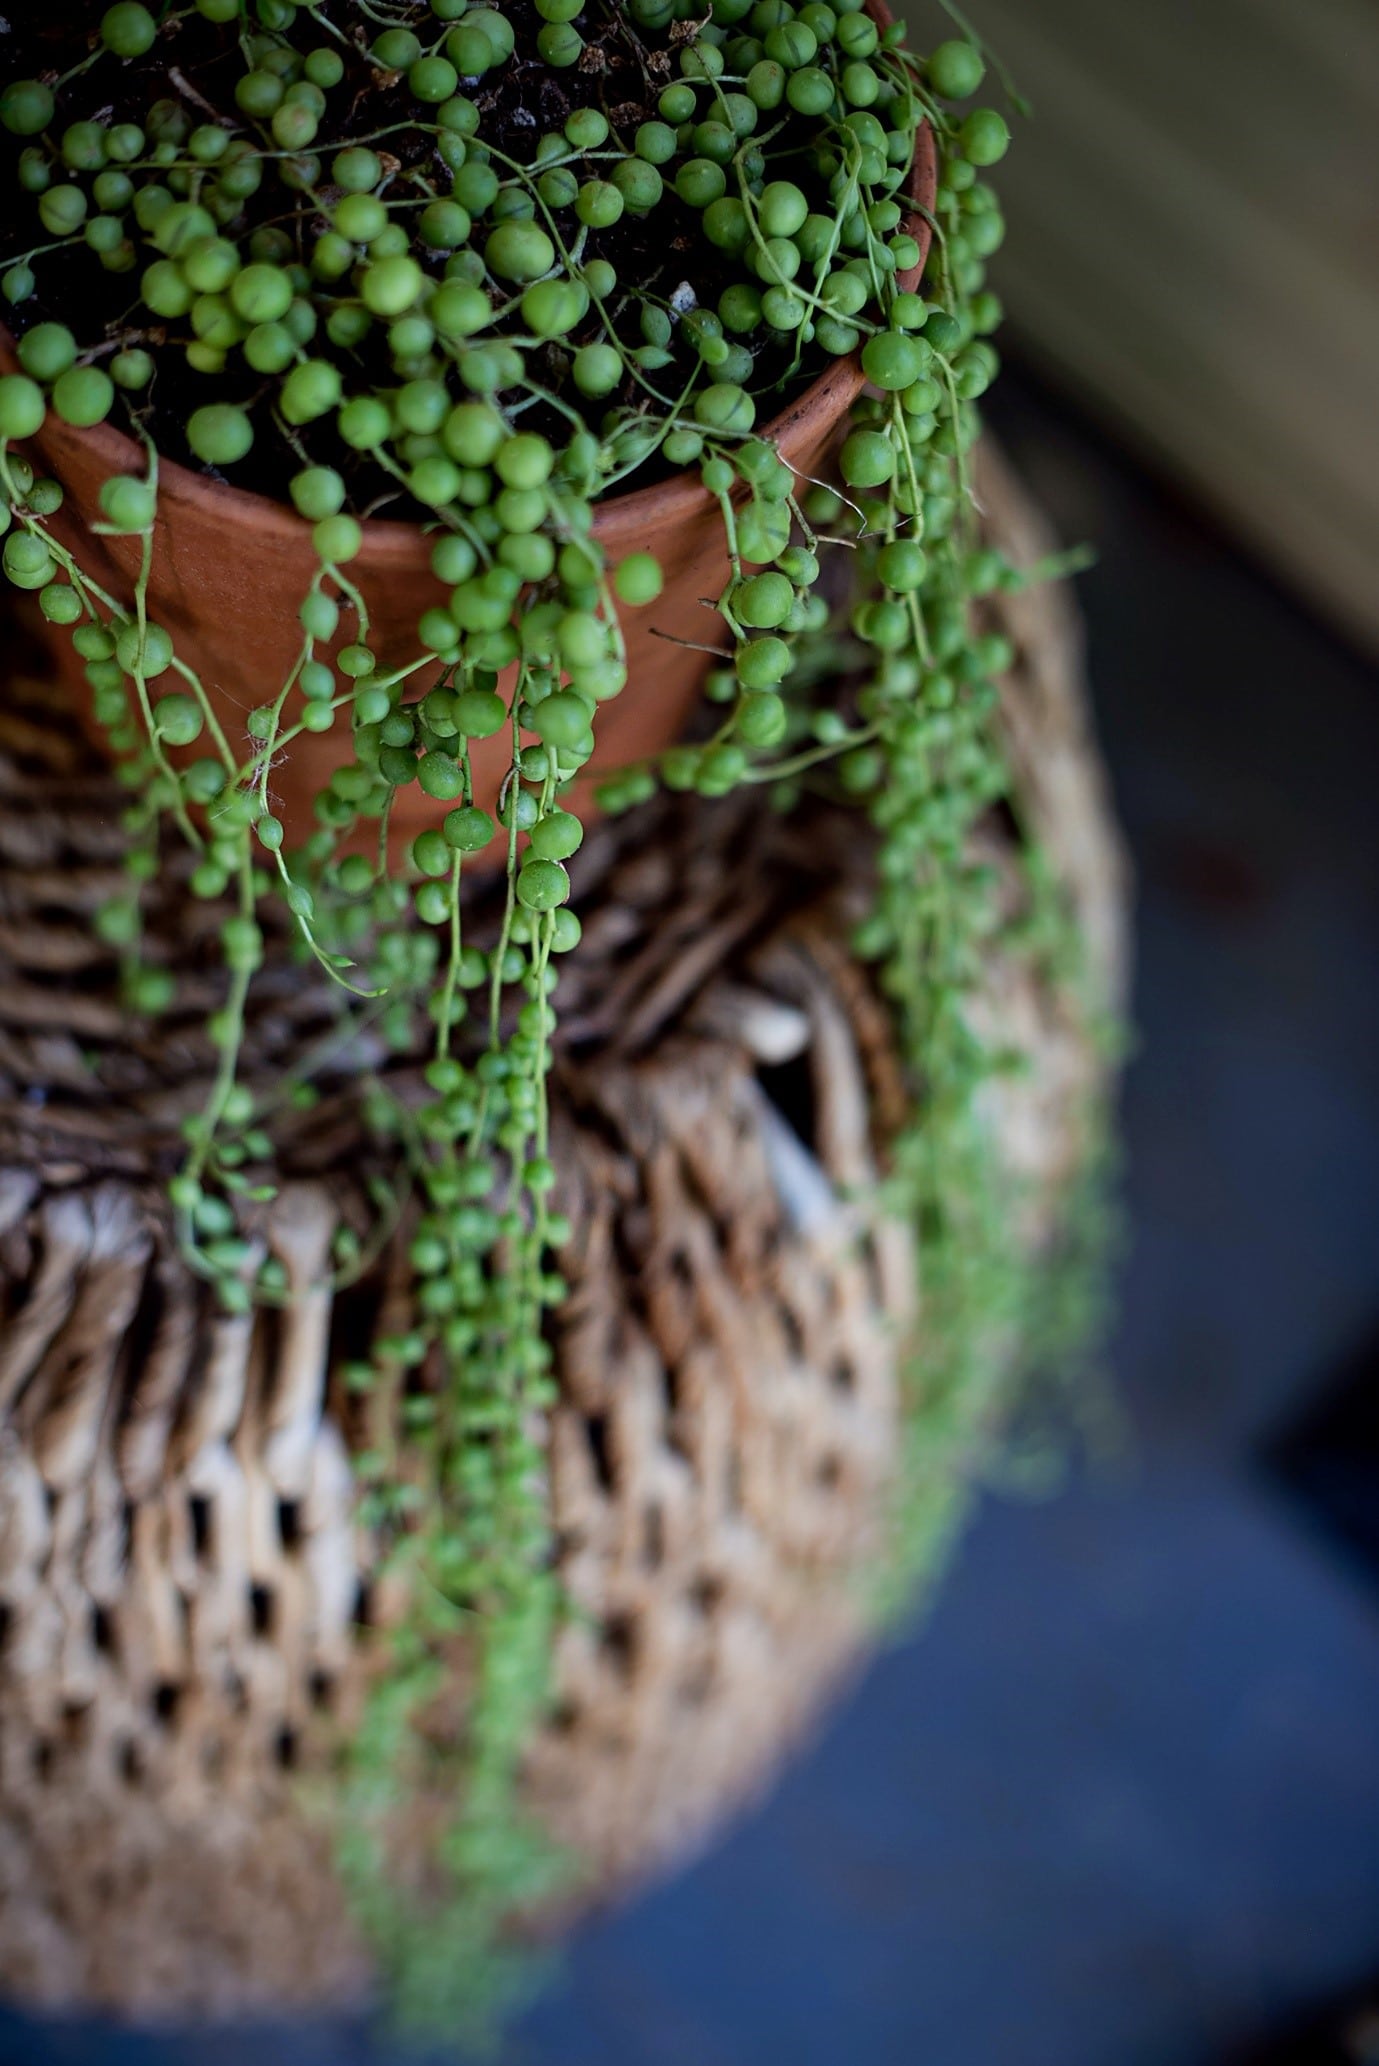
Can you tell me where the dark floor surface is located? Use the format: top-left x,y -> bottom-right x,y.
2,368 -> 1377,2066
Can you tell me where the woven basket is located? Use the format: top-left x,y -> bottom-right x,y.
0,444 -> 1127,2018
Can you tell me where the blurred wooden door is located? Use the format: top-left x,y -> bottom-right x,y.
913,0 -> 1379,653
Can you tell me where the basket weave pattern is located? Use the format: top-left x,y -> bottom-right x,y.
0,446 -> 1127,2014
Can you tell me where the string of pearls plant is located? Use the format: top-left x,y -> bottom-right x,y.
0,0 -> 1104,2029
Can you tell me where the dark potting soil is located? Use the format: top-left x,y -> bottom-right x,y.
0,0 -> 849,515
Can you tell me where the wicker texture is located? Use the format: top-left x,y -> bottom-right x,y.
0,445 -> 1127,2015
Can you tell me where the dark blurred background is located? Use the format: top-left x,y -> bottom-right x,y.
4,1 -> 1379,2060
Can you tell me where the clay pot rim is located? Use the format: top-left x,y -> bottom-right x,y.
0,13 -> 935,556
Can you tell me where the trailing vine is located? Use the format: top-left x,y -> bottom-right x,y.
0,0 -> 1116,2033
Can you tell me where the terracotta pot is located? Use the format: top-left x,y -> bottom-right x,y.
5,8 -> 934,853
